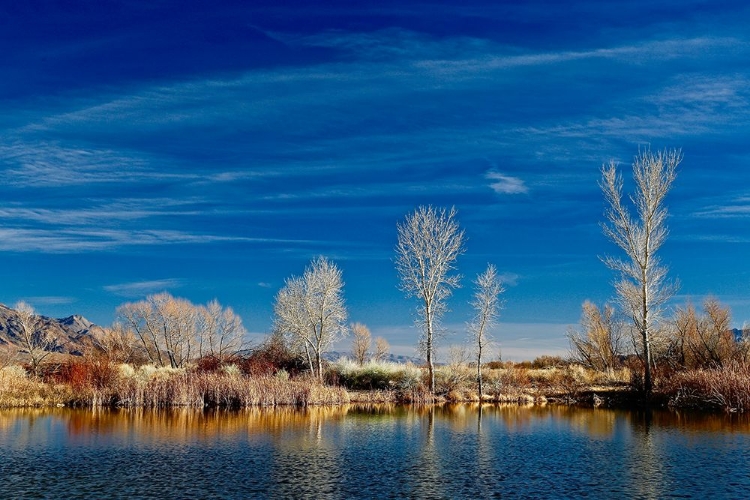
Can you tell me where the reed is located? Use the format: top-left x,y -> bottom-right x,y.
0,366 -> 73,407
0,362 -> 349,408
662,362 -> 750,413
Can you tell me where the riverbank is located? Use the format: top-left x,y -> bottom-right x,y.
1,361 -> 748,412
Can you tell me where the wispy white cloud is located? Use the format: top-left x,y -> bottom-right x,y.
104,279 -> 183,297
0,141 -> 170,187
485,171 -> 528,194
23,296 -> 77,306
0,228 -> 322,253
0,198 -> 202,226
693,196 -> 750,218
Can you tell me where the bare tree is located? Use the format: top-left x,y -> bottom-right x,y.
374,337 -> 390,363
274,257 -> 348,380
13,301 -> 60,377
274,276 -> 315,371
396,206 -> 465,393
351,322 -> 371,365
468,264 -> 504,399
93,323 -> 142,364
198,300 -> 245,362
600,148 -> 681,393
568,301 -> 625,374
117,292 -> 198,368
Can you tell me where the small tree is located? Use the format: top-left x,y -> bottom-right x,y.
117,292 -> 198,368
468,264 -> 504,399
568,301 -> 625,374
351,322 -> 371,365
13,301 -> 60,377
396,206 -> 465,393
374,337 -> 390,363
198,300 -> 246,362
93,323 -> 142,364
600,148 -> 681,393
274,257 -> 348,380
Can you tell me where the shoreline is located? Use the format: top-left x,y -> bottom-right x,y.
2,361 -> 748,413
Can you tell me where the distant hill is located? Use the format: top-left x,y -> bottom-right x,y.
324,351 -> 424,365
732,328 -> 748,341
0,303 -> 104,356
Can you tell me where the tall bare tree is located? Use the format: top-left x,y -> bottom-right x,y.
396,206 -> 465,393
600,148 -> 681,393
468,264 -> 504,399
13,301 -> 60,377
568,301 -> 625,374
350,322 -> 371,365
274,257 -> 348,380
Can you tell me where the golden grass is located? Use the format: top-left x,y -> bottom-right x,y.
14,357 -> 746,412
0,366 -> 73,407
0,364 -> 348,408
660,362 -> 750,413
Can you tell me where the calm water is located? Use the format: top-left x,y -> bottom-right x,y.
1,404 -> 749,499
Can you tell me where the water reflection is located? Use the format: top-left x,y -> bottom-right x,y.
1,405 -> 749,498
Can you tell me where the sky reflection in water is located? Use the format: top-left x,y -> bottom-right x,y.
2,405 -> 749,499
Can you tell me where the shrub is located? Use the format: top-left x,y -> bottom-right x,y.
327,359 -> 424,398
532,355 -> 569,369
435,363 -> 473,394
662,362 -> 750,412
194,355 -> 224,373
239,337 -> 306,377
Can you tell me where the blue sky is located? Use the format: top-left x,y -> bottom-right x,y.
2,0 -> 749,360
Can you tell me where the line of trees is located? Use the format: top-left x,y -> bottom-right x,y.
350,323 -> 390,365
117,293 -> 245,368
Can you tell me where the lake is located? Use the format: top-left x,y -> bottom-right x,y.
2,404 -> 749,499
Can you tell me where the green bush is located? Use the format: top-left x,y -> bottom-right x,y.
327,359 -> 422,391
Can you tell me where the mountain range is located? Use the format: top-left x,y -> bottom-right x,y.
0,303 -> 104,356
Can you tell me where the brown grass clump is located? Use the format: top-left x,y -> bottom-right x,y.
114,366 -> 349,408
0,362 -> 349,408
347,390 -> 398,404
661,362 -> 750,413
0,366 -> 73,407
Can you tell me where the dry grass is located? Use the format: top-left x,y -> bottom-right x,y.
16,356 -> 738,412
0,366 -> 73,407
0,363 -> 348,408
660,362 -> 750,413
